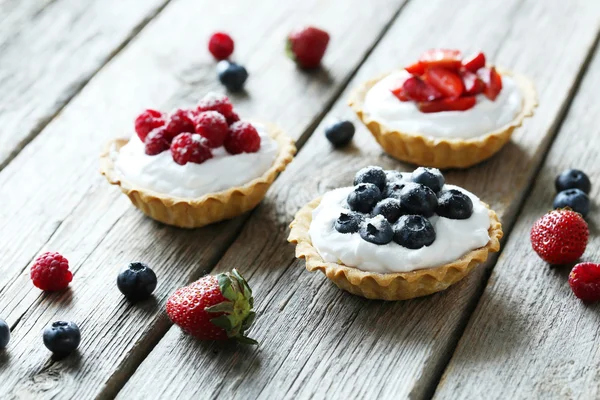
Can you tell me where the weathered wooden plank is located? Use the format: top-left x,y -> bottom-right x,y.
118,0 -> 600,399
0,0 -> 410,397
0,0 -> 171,169
433,46 -> 600,400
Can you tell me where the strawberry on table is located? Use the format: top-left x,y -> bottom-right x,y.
418,49 -> 462,70
423,67 -> 465,98
530,209 -> 589,265
462,52 -> 486,72
417,96 -> 477,113
286,26 -> 330,69
166,269 -> 257,344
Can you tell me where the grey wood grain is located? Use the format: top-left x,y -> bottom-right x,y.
117,0 -> 600,399
0,0 -> 410,398
433,44 -> 600,400
0,0 -> 171,169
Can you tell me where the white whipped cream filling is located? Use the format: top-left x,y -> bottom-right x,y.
308,179 -> 491,273
362,70 -> 523,139
111,124 -> 278,199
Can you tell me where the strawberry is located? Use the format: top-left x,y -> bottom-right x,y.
478,67 -> 503,101
390,85 -> 410,102
462,71 -> 485,95
286,26 -> 330,69
462,52 -> 486,72
423,67 -> 464,98
417,96 -> 476,113
166,269 -> 257,344
569,262 -> 600,302
419,49 -> 462,70
530,209 -> 589,265
399,76 -> 442,102
404,61 -> 425,76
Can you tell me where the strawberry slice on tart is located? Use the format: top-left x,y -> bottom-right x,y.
418,49 -> 462,70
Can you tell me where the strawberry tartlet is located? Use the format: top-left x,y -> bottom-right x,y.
101,93 -> 296,228
349,49 -> 537,168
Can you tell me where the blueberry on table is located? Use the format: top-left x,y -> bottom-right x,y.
555,169 -> 591,194
436,189 -> 474,219
411,167 -> 445,193
117,262 -> 158,302
217,60 -> 248,92
0,319 -> 9,349
43,321 -> 81,358
347,183 -> 382,213
398,183 -> 438,217
360,215 -> 394,245
354,166 -> 387,191
554,189 -> 590,217
325,120 -> 355,147
334,211 -> 363,234
373,198 -> 404,223
393,215 -> 436,249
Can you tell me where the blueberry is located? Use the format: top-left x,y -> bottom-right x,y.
334,211 -> 363,234
383,180 -> 406,200
359,215 -> 394,245
117,262 -> 157,302
347,183 -> 382,213
554,189 -> 590,217
43,321 -> 81,357
436,189 -> 474,219
398,183 -> 438,217
555,169 -> 591,194
217,60 -> 248,92
354,166 -> 387,191
0,319 -> 9,349
411,167 -> 445,193
393,215 -> 436,249
372,198 -> 404,223
325,120 -> 355,147
385,170 -> 404,183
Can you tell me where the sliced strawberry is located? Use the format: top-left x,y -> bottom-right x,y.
419,49 -> 462,70
478,67 -> 503,100
417,96 -> 477,113
462,52 -> 486,72
405,61 -> 425,76
400,76 -> 442,102
390,85 -> 411,102
462,71 -> 485,95
423,67 -> 464,98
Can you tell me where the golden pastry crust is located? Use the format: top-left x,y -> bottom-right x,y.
348,68 -> 537,169
100,123 -> 296,228
288,197 -> 503,300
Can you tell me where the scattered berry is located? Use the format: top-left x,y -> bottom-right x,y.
554,189 -> 590,217
0,319 -> 9,350
399,183 -> 438,218
393,215 -> 436,249
569,262 -> 600,302
354,166 -> 387,191
165,109 -> 195,141
411,167 -> 445,193
144,127 -> 170,155
208,32 -> 234,60
197,94 -> 239,125
555,169 -> 591,194
372,198 -> 404,223
194,111 -> 229,148
334,211 -> 363,234
360,215 -> 394,245
418,49 -> 462,70
117,262 -> 157,302
325,120 -> 355,147
530,209 -> 589,265
31,252 -> 72,291
217,60 -> 248,92
43,321 -> 81,357
347,183 -> 382,213
462,52 -> 486,72
224,121 -> 261,154
166,269 -> 257,343
437,189 -> 474,220
170,133 -> 213,165
135,109 -> 166,142
286,26 -> 330,69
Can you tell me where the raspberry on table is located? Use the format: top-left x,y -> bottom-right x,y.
194,111 -> 229,148
224,121 -> 261,154
171,133 -> 213,165
569,262 -> 600,302
164,109 -> 195,141
31,252 -> 73,291
196,94 -> 239,125
135,109 -> 166,142
208,32 -> 235,60
144,127 -> 170,155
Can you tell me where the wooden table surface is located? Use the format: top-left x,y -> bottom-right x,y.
1,0 -> 599,398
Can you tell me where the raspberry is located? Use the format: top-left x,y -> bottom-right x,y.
31,252 -> 73,291
194,111 -> 228,148
530,209 -> 589,265
171,133 -> 212,165
224,121 -> 261,154
208,32 -> 234,60
196,94 -> 239,125
569,263 -> 600,302
144,127 -> 170,155
164,109 -> 195,141
135,109 -> 165,141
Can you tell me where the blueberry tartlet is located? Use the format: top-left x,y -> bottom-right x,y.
349,49 -> 537,168
288,166 -> 503,300
101,93 -> 296,228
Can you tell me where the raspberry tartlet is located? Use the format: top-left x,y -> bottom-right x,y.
101,93 -> 296,228
349,49 -> 537,168
288,166 -> 503,300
